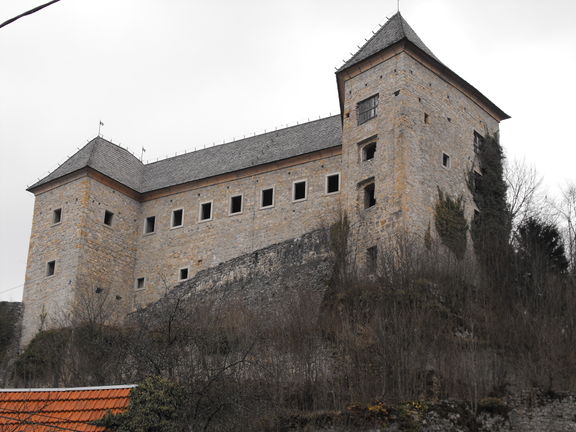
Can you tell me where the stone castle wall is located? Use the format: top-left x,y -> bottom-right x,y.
21,177 -> 90,346
133,154 -> 342,307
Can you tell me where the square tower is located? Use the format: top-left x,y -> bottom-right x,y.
336,13 -> 509,265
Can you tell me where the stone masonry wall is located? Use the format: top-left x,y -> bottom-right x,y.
21,177 -> 90,346
400,54 -> 500,250
133,156 -> 341,308
75,178 -> 140,322
340,51 -> 406,266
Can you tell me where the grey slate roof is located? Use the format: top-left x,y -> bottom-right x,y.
338,12 -> 439,72
29,115 -> 342,193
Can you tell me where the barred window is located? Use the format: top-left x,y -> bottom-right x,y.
357,94 -> 379,125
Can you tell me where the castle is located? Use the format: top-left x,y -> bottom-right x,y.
21,13 -> 509,346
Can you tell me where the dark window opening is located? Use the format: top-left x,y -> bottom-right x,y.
261,188 -> 274,208
104,210 -> 114,226
52,208 -> 62,224
136,277 -> 145,289
172,209 -> 183,227
357,94 -> 379,125
363,142 -> 376,161
46,260 -> 56,277
364,183 -> 376,209
442,153 -> 451,168
424,113 -> 429,124
327,174 -> 340,194
179,268 -> 189,281
367,246 -> 378,273
200,202 -> 212,221
144,216 -> 156,234
474,131 -> 485,154
293,181 -> 307,201
95,287 -> 103,294
230,195 -> 242,214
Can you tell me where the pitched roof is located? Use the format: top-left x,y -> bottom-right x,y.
29,115 -> 342,194
338,12 -> 438,72
0,385 -> 135,432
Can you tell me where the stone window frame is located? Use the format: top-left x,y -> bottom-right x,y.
198,200 -> 214,222
358,177 -> 376,210
52,208 -> 62,226
171,208 -> 185,229
357,135 -> 378,163
325,172 -> 341,195
46,260 -> 56,277
260,186 -> 275,210
143,215 -> 156,235
442,152 -> 451,169
292,179 -> 308,203
103,210 -> 114,227
178,267 -> 189,281
229,194 -> 243,216
135,277 -> 146,290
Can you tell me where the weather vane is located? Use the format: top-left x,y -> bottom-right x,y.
98,120 -> 104,137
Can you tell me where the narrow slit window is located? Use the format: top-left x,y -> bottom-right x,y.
261,188 -> 274,208
326,174 -> 340,194
473,131 -> 485,154
442,153 -> 451,168
293,180 -> 307,201
363,142 -> 376,161
179,268 -> 189,281
144,216 -> 156,234
230,195 -> 243,215
172,209 -> 184,228
364,183 -> 376,209
52,208 -> 62,224
104,210 -> 114,226
367,246 -> 378,273
200,202 -> 213,221
135,277 -> 145,289
424,113 -> 429,124
46,260 -> 56,277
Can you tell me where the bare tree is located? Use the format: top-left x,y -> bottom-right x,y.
505,158 -> 545,232
555,183 -> 576,272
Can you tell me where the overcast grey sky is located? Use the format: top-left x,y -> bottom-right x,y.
1,0 -> 575,301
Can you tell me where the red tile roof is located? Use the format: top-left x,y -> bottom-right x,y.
0,385 -> 135,432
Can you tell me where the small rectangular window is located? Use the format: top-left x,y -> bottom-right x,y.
104,210 -> 114,226
357,94 -> 379,125
367,246 -> 378,273
200,201 -> 213,221
261,188 -> 274,208
424,113 -> 429,124
171,209 -> 183,228
326,173 -> 340,194
144,216 -> 156,234
179,268 -> 189,281
293,180 -> 307,201
46,260 -> 56,277
135,277 -> 145,289
230,195 -> 243,215
473,131 -> 485,154
364,183 -> 376,209
52,208 -> 62,224
363,142 -> 376,161
442,153 -> 451,168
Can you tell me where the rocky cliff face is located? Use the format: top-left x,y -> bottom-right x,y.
135,229 -> 334,321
